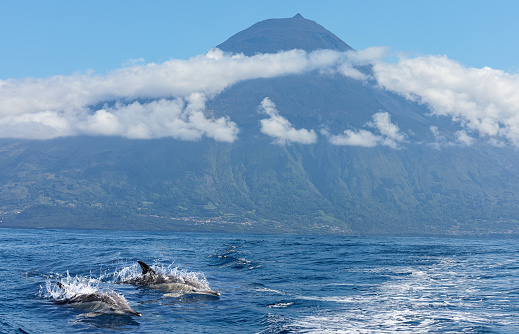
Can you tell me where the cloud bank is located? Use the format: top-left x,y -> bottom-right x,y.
258,97 -> 317,145
0,49 -> 340,117
374,56 -> 519,146
0,94 -> 239,142
0,48 -> 366,141
1,46 -> 518,147
79,94 -> 239,142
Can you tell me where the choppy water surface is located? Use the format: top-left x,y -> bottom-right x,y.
1,228 -> 519,333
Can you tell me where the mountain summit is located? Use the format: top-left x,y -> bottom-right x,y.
217,14 -> 353,55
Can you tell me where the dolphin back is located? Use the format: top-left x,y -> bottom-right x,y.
52,281 -> 141,316
137,261 -> 156,275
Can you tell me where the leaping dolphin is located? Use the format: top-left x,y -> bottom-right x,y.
54,282 -> 141,317
123,261 -> 220,297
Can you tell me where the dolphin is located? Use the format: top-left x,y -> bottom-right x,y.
54,282 -> 141,317
123,261 -> 220,297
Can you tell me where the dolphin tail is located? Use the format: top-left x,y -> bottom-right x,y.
137,261 -> 156,275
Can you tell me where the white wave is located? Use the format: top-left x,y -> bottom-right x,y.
40,272 -> 117,303
107,260 -> 211,291
267,302 -> 294,308
290,259 -> 504,332
255,287 -> 285,295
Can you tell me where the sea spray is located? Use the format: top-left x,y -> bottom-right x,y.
106,260 -> 212,291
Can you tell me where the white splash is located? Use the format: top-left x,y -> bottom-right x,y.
290,258 -> 503,333
40,271 -> 100,301
108,261 -> 211,291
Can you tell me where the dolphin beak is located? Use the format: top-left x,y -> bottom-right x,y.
129,309 -> 142,317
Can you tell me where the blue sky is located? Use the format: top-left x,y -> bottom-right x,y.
1,0 -> 518,79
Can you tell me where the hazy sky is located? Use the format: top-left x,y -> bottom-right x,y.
1,0 -> 518,79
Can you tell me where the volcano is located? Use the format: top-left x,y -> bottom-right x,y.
217,14 -> 353,55
2,15 -> 519,236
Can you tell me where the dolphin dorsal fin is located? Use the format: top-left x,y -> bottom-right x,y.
137,261 -> 156,275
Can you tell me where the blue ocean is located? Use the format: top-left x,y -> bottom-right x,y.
1,228 -> 519,333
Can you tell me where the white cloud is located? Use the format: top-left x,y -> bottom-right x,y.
329,112 -> 406,148
329,129 -> 380,147
368,112 -> 406,143
258,97 -> 317,145
83,94 -> 239,142
82,109 -> 122,137
428,126 -> 476,149
429,126 -> 449,150
373,55 -> 519,146
335,47 -> 388,80
336,64 -> 368,81
0,94 -> 239,141
0,110 -> 75,139
0,48 -> 374,141
455,130 -> 475,147
2,45 -> 518,147
0,48 -> 383,119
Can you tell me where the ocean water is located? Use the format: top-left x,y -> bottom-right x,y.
1,228 -> 519,333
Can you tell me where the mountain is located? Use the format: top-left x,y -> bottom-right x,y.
2,15 -> 519,236
217,14 -> 353,55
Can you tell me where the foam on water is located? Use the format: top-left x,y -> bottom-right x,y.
39,272 -> 131,308
40,272 -> 100,300
255,287 -> 286,295
290,257 -> 516,333
267,302 -> 294,308
105,261 -> 212,291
